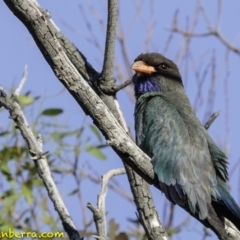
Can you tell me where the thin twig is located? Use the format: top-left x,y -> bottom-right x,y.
87,168 -> 126,239
169,3 -> 240,57
0,85 -> 81,240
203,50 -> 217,124
204,111 -> 220,130
3,2 -> 168,240
113,78 -> 132,93
14,65 -> 28,97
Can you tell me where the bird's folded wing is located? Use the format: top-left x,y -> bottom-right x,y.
135,95 -> 218,220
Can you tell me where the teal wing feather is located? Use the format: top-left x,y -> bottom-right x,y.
206,136 -> 228,181
135,94 -> 218,220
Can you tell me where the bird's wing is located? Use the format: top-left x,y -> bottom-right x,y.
206,136 -> 228,181
135,95 -> 218,220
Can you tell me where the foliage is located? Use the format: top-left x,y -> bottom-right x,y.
0,93 -> 117,238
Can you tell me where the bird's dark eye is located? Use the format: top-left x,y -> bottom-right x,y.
158,63 -> 168,70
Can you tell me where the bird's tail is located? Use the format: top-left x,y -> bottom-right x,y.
214,185 -> 240,231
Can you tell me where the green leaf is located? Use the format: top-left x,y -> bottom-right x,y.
0,131 -> 10,137
18,95 -> 35,107
32,178 -> 43,187
51,130 -> 78,140
167,227 -> 178,237
85,146 -> 106,160
2,192 -> 21,213
68,189 -> 78,196
22,183 -> 33,204
41,108 -> 63,116
0,164 -> 12,181
0,146 -> 27,163
89,124 -> 102,142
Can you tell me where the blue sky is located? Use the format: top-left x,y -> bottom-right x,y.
1,1 -> 240,239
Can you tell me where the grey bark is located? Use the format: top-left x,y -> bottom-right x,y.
4,0 -> 168,239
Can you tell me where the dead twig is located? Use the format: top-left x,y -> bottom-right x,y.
87,168 -> 126,239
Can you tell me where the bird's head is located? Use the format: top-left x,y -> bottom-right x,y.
131,53 -> 183,98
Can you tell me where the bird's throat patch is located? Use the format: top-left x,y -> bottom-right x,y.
133,76 -> 161,97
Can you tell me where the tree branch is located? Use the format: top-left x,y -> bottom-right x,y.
87,168 -> 126,239
56,30 -> 100,87
225,219 -> 240,240
14,65 -> 28,97
99,0 -> 117,87
204,111 -> 220,130
95,1 -> 167,239
4,1 -> 169,239
3,0 -> 156,180
112,78 -> 133,93
7,1 -> 238,239
0,84 -> 81,240
168,0 -> 240,57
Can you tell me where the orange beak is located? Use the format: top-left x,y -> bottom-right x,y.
131,61 -> 156,75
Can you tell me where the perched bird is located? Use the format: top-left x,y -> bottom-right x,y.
131,53 -> 240,239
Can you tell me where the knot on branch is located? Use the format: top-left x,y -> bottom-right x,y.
29,150 -> 49,161
98,76 -> 117,95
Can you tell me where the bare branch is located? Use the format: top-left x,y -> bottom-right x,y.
204,111 -> 220,130
56,28 -> 100,87
87,168 -> 126,239
117,24 -> 132,78
225,219 -> 240,240
203,51 -> 217,123
14,65 -> 28,97
86,203 -> 104,239
169,1 -> 240,57
3,0 -> 157,205
115,78 -> 132,92
85,2 -> 167,238
197,0 -> 213,31
0,87 -> 81,240
126,169 -> 169,240
3,1 -> 167,239
78,4 -> 104,53
112,78 -> 132,93
100,0 -> 117,84
78,168 -> 133,202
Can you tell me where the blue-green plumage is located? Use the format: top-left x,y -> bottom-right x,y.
132,53 -> 240,239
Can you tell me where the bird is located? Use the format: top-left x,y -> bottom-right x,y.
131,52 -> 240,239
